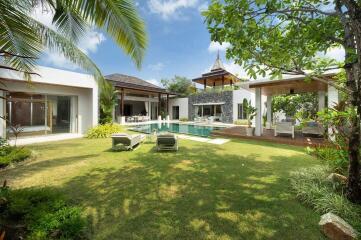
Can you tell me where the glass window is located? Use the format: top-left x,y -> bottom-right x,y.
238,104 -> 246,119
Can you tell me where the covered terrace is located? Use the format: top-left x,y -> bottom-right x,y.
213,73 -> 339,146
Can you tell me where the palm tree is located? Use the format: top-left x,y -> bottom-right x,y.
0,0 -> 147,81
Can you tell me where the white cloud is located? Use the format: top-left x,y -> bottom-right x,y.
148,0 -> 199,19
208,41 -> 231,53
148,62 -> 165,71
197,2 -> 208,12
31,4 -> 105,70
322,46 -> 345,62
147,78 -> 162,87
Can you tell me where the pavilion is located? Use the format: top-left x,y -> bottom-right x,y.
246,72 -> 339,136
192,52 -> 240,89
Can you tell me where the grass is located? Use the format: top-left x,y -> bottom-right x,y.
0,137 -> 325,239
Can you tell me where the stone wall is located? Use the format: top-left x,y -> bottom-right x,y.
188,90 -> 233,123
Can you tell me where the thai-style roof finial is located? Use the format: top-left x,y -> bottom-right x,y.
211,50 -> 225,71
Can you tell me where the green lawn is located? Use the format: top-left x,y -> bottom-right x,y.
0,137 -> 325,239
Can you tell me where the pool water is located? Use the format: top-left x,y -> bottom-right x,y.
130,123 -> 224,137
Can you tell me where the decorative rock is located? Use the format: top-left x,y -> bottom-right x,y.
327,173 -> 348,185
319,212 -> 359,240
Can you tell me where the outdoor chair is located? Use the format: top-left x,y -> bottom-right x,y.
302,121 -> 324,136
274,122 -> 295,139
156,133 -> 178,151
111,133 -> 145,151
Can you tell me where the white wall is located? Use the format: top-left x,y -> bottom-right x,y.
169,97 -> 189,120
0,66 -> 98,137
232,89 -> 254,122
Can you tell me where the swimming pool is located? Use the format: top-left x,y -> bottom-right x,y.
130,123 -> 224,137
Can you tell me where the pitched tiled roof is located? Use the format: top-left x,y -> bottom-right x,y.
105,73 -> 167,93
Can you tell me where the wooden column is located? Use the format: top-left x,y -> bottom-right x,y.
213,81 -> 216,88
121,88 -> 124,116
222,75 -> 225,89
204,79 -> 206,90
158,93 -> 161,115
166,94 -> 169,115
230,79 -> 233,88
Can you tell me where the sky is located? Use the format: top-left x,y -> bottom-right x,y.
35,0 -> 346,87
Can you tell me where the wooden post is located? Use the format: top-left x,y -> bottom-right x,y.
213,81 -> 216,88
204,79 -> 206,90
230,79 -> 233,88
222,75 -> 224,89
158,93 -> 161,115
166,94 -> 169,115
121,88 -> 124,116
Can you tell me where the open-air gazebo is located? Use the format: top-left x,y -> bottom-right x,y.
192,53 -> 240,89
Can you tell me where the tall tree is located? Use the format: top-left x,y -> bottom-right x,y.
0,0 -> 147,81
161,75 -> 196,97
204,0 -> 361,202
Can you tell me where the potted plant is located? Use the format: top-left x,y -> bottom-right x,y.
243,98 -> 257,136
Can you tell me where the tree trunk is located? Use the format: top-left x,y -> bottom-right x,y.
338,0 -> 361,203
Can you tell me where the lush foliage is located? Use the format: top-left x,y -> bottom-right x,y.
0,187 -> 87,239
234,119 -> 248,125
272,93 -> 318,120
86,123 -> 123,139
0,0 -> 147,81
179,117 -> 188,122
161,76 -> 196,97
0,139 -> 31,168
290,166 -> 361,232
242,98 -> 256,127
99,82 -> 118,124
309,146 -> 349,175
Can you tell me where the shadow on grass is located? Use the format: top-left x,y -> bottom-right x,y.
55,145 -> 323,239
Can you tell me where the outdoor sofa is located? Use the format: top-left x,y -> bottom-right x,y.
274,122 -> 295,139
302,121 -> 324,136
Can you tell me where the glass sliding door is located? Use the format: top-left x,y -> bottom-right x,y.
6,92 -> 73,138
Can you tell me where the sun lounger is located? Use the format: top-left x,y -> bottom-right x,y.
156,133 -> 178,151
111,133 -> 144,150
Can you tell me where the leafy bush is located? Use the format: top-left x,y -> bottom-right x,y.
312,146 -> 348,174
0,146 -> 31,168
179,117 -> 188,122
0,187 -> 87,239
290,166 -> 361,232
86,123 -> 123,138
234,119 -> 248,125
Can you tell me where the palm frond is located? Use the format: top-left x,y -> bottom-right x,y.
0,0 -> 43,80
59,0 -> 147,68
32,18 -> 105,83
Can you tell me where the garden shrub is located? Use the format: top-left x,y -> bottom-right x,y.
312,146 -> 349,174
0,142 -> 31,168
179,117 -> 188,122
86,123 -> 123,139
0,187 -> 87,239
290,166 -> 361,232
234,119 -> 248,125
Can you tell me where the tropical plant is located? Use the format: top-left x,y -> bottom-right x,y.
86,123 -> 123,139
99,82 -> 118,124
272,93 -> 318,120
243,98 -> 256,128
0,0 -> 147,82
161,76 -> 196,97
204,0 -> 361,203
